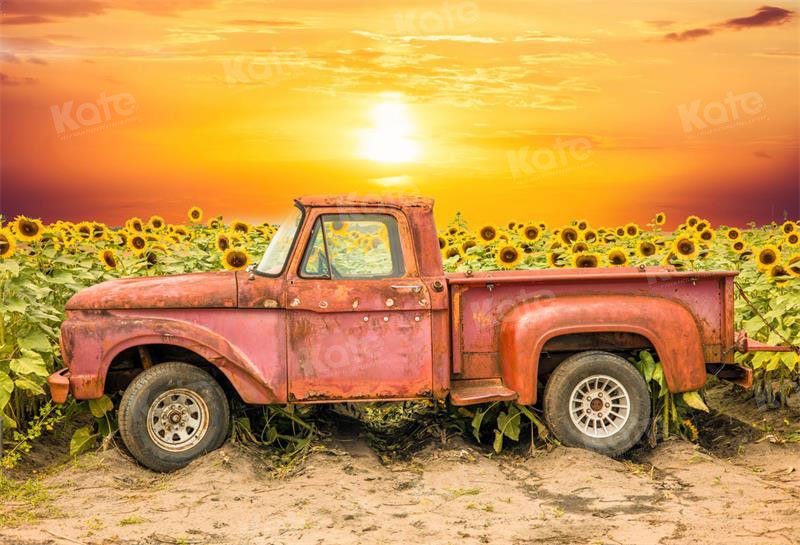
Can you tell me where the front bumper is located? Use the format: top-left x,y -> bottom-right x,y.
47,368 -> 71,403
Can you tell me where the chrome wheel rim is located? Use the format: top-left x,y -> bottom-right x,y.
569,375 -> 630,438
146,388 -> 209,452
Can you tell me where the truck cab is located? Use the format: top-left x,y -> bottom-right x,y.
50,195 -> 771,471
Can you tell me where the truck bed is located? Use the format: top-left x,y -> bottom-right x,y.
446,266 -> 738,384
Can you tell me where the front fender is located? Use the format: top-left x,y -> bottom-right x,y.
499,295 -> 706,404
61,311 -> 283,403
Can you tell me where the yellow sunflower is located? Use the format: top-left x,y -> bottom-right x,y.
607,247 -> 629,266
547,251 -> 563,268
781,221 -> 796,235
731,240 -> 747,254
231,219 -> 251,235
443,245 -> 462,260
207,216 -> 222,230
438,236 -> 447,250
672,236 -> 699,260
767,264 -> 790,285
461,239 -> 477,254
636,240 -> 657,258
574,219 -> 589,231
654,212 -> 666,226
785,232 -> 800,247
12,216 -> 44,242
571,242 -> 589,254
695,220 -> 709,232
495,245 -> 522,269
560,227 -> 579,245
522,223 -> 541,242
216,233 -> 231,252
74,221 -> 93,239
222,248 -> 251,270
127,234 -> 148,255
686,215 -> 700,228
755,245 -> 781,270
723,228 -> 740,241
582,229 -> 598,244
98,248 -> 119,271
188,206 -> 203,223
0,229 -> 17,259
148,215 -> 165,231
572,252 -> 600,268
697,229 -> 715,243
614,226 -> 626,238
624,223 -> 640,238
91,222 -> 108,241
126,217 -> 144,232
786,254 -> 800,277
478,225 -> 498,244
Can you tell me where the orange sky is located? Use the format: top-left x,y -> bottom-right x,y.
1,1 -> 798,229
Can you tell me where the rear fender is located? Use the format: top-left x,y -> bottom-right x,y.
61,313 -> 280,403
499,295 -> 706,404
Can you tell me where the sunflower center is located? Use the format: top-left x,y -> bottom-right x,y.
132,238 -> 145,249
229,253 -> 246,267
501,250 -> 517,262
678,241 -> 694,254
611,253 -> 626,264
480,227 -> 495,240
577,256 -> 597,268
760,251 -> 776,265
20,221 -> 38,236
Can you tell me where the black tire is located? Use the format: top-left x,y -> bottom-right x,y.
118,362 -> 230,472
543,351 -> 650,457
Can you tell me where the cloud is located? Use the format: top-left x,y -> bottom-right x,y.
663,5 -> 794,42
0,52 -> 21,63
0,72 -> 37,85
513,30 -> 592,44
223,19 -> 304,27
520,52 -> 618,66
0,15 -> 53,24
664,28 -> 715,42
352,30 -> 501,44
723,5 -> 793,28
27,56 -> 48,65
0,0 -> 105,17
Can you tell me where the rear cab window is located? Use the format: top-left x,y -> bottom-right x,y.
299,214 -> 405,279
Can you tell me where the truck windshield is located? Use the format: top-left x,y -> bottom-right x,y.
257,205 -> 303,275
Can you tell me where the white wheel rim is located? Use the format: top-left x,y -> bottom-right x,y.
568,375 -> 630,438
146,388 -> 210,452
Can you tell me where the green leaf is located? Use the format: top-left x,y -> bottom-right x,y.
4,296 -> 27,314
0,259 -> 20,276
10,348 -> 49,377
516,404 -> 549,439
48,270 -> 76,285
14,376 -> 44,395
496,405 -> 521,441
1,412 -> 17,430
69,426 -> 97,457
682,391 -> 709,413
88,395 -> 113,418
17,329 -> 52,353
0,371 -> 13,411
493,430 -> 504,453
471,402 -> 497,441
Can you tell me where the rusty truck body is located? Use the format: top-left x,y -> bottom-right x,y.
48,195 -> 780,471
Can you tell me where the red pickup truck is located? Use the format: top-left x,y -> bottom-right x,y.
49,195 -> 777,471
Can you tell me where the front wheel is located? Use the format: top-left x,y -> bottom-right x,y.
118,362 -> 230,472
543,351 -> 650,457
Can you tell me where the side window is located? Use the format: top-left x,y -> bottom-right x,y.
299,213 -> 405,279
300,220 -> 329,278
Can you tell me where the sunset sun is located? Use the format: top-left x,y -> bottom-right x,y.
359,101 -> 420,163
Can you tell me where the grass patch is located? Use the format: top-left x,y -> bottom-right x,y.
0,476 -> 54,528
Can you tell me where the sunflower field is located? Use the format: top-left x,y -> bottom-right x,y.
0,208 -> 798,463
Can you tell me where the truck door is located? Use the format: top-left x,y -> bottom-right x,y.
285,208 -> 433,401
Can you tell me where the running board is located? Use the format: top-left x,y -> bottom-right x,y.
450,379 -> 518,406
706,363 -> 753,389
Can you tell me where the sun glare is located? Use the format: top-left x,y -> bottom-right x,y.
359,101 -> 420,163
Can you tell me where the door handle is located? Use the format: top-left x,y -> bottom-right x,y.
390,285 -> 422,293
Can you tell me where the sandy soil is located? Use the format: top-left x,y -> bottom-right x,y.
2,392 -> 799,545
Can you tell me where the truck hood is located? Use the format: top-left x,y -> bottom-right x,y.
65,271 -> 238,310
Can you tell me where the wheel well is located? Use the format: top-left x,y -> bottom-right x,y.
105,344 -> 241,402
538,332 -> 655,382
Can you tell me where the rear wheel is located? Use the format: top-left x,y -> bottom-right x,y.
543,351 -> 650,456
119,362 -> 230,472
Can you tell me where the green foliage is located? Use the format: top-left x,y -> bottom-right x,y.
465,401 -> 552,454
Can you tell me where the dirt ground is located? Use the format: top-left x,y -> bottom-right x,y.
2,386 -> 799,545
